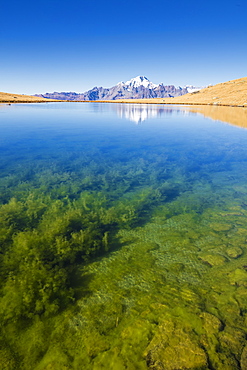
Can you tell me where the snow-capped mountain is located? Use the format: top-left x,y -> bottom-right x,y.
35,76 -> 202,101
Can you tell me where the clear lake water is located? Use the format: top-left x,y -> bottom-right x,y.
1,103 -> 247,369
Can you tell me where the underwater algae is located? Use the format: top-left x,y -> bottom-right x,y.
1,103 -> 247,369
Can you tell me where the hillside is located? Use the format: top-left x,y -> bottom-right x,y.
0,91 -> 56,103
108,77 -> 247,107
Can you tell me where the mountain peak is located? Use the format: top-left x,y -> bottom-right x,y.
124,76 -> 158,89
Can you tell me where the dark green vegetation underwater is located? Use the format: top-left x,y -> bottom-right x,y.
1,103 -> 247,369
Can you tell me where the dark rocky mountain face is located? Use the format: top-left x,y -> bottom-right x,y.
35,76 -> 201,101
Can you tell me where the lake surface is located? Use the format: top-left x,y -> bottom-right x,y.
1,103 -> 247,369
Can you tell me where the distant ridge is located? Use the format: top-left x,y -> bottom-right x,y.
35,76 -> 202,101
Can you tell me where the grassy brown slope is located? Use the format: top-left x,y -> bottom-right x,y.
0,91 -> 56,103
101,77 -> 247,107
164,76 -> 247,107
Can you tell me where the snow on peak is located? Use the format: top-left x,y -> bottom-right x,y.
116,78 -> 204,94
124,76 -> 158,89
184,85 -> 204,93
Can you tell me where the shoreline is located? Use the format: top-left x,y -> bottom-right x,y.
1,100 -> 247,108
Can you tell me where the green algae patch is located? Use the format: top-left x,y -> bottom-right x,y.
34,346 -> 72,370
0,347 -> 18,370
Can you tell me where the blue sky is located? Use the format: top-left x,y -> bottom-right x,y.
1,0 -> 247,94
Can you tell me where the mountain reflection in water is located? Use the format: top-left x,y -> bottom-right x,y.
113,103 -> 189,123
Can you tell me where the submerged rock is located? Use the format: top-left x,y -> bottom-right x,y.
226,246 -> 243,259
92,320 -> 152,369
144,318 -> 208,370
199,253 -> 226,266
229,268 -> 247,286
34,349 -> 73,370
219,326 -> 246,359
169,262 -> 185,272
92,348 -> 126,370
144,310 -> 245,369
210,223 -> 232,232
84,331 -> 110,358
0,348 -> 17,370
241,345 -> 247,370
199,312 -> 223,332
